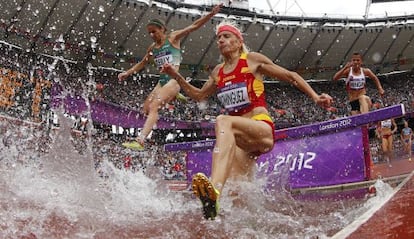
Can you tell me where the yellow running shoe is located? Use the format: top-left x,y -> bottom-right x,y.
192,172 -> 220,220
122,141 -> 144,151
175,92 -> 188,103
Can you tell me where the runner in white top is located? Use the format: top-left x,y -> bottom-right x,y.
333,52 -> 384,115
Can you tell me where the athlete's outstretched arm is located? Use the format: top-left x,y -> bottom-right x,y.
249,52 -> 333,109
118,44 -> 153,81
161,63 -> 216,101
169,4 -> 223,43
364,68 -> 385,96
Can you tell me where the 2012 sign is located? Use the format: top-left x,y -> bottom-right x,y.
273,152 -> 317,171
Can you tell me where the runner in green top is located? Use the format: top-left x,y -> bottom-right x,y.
118,4 -> 222,151
152,38 -> 183,86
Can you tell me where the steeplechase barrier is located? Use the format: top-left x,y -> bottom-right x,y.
164,104 -> 405,190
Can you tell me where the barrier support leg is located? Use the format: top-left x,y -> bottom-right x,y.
362,125 -> 372,180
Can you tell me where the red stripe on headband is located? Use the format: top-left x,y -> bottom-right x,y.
217,25 -> 243,42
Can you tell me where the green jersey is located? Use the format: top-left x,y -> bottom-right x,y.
152,39 -> 182,86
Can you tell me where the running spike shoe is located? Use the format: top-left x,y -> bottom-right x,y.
175,93 -> 188,103
192,172 -> 220,220
122,141 -> 144,151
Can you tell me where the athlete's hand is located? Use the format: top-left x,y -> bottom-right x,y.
211,3 -> 223,14
315,93 -> 333,109
160,63 -> 178,78
344,61 -> 353,69
118,72 -> 129,81
378,88 -> 385,97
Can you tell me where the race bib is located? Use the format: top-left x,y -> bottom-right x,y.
348,78 -> 365,90
217,82 -> 250,112
381,119 -> 392,128
154,52 -> 173,68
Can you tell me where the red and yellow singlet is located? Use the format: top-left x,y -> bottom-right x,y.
216,53 -> 267,116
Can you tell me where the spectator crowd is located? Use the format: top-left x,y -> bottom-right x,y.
1,43 -> 413,181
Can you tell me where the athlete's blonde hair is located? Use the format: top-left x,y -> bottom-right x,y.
215,21 -> 249,54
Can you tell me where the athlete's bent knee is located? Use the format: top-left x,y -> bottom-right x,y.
215,115 -> 232,128
147,101 -> 163,113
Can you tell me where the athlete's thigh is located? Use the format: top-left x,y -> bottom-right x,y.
388,137 -> 394,150
143,84 -> 161,112
382,138 -> 392,151
381,139 -> 389,151
230,116 -> 274,153
155,80 -> 180,103
359,94 -> 371,104
145,84 -> 161,103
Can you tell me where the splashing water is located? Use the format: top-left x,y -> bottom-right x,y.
0,114 -> 397,238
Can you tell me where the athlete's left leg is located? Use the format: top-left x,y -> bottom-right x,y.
359,95 -> 372,114
139,80 -> 180,142
192,115 -> 274,220
210,115 -> 274,194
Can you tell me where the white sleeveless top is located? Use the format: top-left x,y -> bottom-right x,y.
381,119 -> 392,129
346,67 -> 366,90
